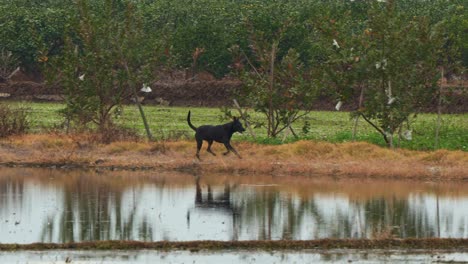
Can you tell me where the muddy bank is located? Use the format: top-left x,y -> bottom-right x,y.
0,135 -> 467,181
1,239 -> 468,251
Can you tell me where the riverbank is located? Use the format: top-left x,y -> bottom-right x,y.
1,239 -> 468,251
0,134 -> 466,181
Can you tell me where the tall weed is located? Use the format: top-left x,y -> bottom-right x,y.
0,104 -> 29,138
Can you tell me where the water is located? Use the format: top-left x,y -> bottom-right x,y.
0,167 -> 467,244
1,249 -> 467,264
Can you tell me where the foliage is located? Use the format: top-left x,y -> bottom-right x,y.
6,103 -> 467,151
236,45 -> 318,137
0,49 -> 19,81
0,103 -> 29,138
231,3 -> 320,138
0,0 -> 466,148
142,0 -> 243,78
319,0 -> 455,147
0,1 -> 73,71
45,0 -> 159,134
0,0 -> 466,75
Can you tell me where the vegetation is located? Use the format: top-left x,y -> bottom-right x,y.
4,102 -> 467,151
0,0 -> 466,147
1,133 -> 467,180
2,0 -> 466,74
45,0 -> 159,141
232,32 -> 318,138
0,48 -> 19,82
0,103 -> 29,138
319,1 -> 456,147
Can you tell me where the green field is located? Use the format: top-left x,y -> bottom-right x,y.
5,101 -> 468,151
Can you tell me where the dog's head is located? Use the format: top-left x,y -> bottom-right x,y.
232,117 -> 246,134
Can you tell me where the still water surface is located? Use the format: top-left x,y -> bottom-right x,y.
1,249 -> 468,264
0,168 -> 467,243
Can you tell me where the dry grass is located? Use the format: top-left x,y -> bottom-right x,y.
0,134 -> 467,181
104,142 -> 150,154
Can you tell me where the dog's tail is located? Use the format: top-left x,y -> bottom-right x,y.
187,111 -> 197,131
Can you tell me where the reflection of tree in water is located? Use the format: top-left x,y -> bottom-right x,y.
231,192 -> 442,240
46,178 -> 464,241
232,188 -> 302,240
38,174 -> 155,242
0,169 -> 466,243
364,196 -> 436,239
0,176 -> 25,208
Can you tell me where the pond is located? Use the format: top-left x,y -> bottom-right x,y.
0,168 -> 467,244
1,249 -> 467,264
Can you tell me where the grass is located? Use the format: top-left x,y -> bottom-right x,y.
4,101 -> 468,151
1,135 -> 467,180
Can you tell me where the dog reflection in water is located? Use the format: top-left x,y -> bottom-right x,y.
187,111 -> 245,160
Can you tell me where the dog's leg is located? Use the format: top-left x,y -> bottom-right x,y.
223,142 -> 242,159
230,146 -> 242,159
196,137 -> 203,160
222,142 -> 231,156
206,140 -> 216,156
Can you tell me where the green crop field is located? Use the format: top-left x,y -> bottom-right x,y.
4,101 -> 468,151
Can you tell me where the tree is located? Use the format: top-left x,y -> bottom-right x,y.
142,0 -> 243,78
320,0 -> 452,147
234,20 -> 318,138
0,1 -> 73,72
46,0 -> 159,140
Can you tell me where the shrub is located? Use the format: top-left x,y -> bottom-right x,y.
0,104 -> 29,137
84,124 -> 141,145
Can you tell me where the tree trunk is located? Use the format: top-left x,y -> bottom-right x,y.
352,85 -> 365,141
435,68 -> 443,149
267,42 -> 277,137
134,88 -> 153,141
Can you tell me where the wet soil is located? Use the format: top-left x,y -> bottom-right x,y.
1,239 -> 467,251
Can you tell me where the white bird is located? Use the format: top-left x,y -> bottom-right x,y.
376,59 -> 387,70
333,39 -> 340,49
335,101 -> 343,111
140,84 -> 152,93
386,81 -> 396,105
78,74 -> 85,81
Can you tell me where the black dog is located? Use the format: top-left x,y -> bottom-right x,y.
187,111 -> 245,160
